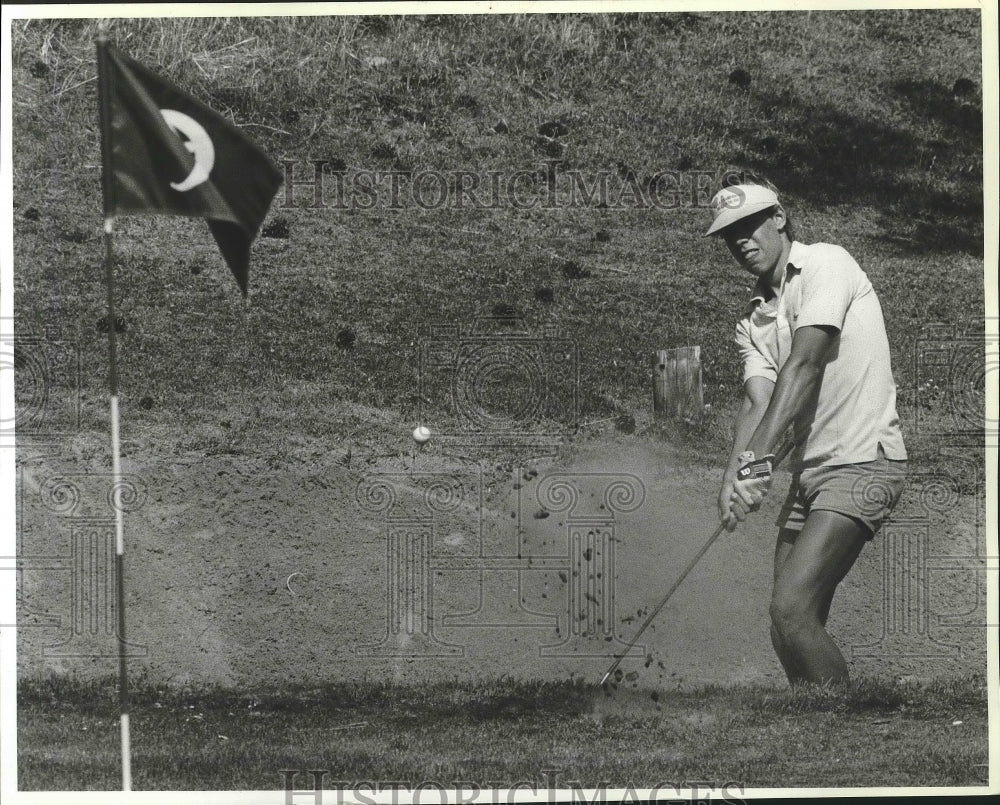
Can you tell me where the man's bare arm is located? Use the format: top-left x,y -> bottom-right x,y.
727,377 -> 774,475
719,375 -> 774,528
743,325 -> 837,458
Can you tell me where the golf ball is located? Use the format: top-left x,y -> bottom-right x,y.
412,425 -> 432,444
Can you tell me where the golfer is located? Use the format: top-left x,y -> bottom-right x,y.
708,173 -> 907,686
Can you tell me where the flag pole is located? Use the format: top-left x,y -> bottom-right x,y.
96,32 -> 132,793
106,216 -> 131,793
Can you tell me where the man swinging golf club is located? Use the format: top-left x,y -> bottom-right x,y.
708,172 -> 907,686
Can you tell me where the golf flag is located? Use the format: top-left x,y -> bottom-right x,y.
97,40 -> 283,295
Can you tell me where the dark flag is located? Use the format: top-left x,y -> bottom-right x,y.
97,39 -> 283,295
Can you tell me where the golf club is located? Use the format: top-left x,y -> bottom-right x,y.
599,436 -> 796,686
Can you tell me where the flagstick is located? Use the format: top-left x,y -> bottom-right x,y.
97,34 -> 132,793
103,216 -> 132,792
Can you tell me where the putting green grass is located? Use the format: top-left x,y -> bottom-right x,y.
18,674 -> 988,790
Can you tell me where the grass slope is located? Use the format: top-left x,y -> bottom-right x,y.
10,11 -> 985,471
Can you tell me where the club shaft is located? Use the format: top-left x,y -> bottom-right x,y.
600,521 -> 725,685
599,437 -> 795,685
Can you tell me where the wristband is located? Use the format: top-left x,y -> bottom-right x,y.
736,451 -> 775,480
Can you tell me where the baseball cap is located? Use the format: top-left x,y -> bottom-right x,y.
704,183 -> 780,236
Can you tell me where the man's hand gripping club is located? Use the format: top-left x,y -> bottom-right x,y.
722,451 -> 776,531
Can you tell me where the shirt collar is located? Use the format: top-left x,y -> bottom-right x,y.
786,241 -> 807,271
748,241 -> 804,305
749,279 -> 768,306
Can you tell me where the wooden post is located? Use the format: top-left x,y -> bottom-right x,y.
652,346 -> 703,419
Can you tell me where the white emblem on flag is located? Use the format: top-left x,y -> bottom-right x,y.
159,109 -> 215,191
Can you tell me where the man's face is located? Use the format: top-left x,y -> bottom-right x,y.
720,207 -> 787,278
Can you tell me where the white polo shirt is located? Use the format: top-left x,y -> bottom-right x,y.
735,241 -> 907,470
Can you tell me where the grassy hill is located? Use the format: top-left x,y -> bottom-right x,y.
10,10 -> 986,470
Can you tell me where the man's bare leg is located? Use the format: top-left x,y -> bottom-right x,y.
770,532 -> 804,682
769,511 -> 869,685
771,529 -> 844,682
